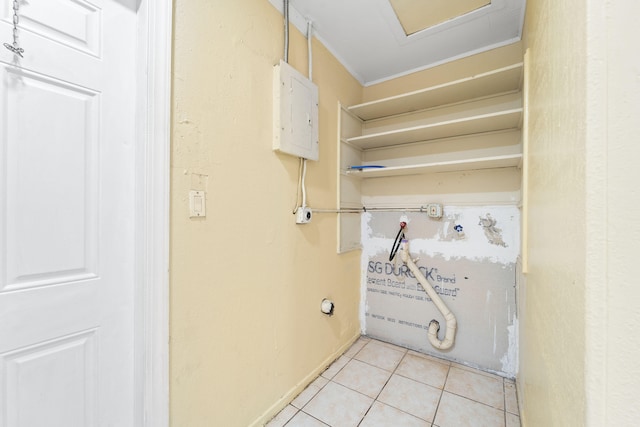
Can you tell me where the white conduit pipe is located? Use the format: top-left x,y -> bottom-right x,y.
283,0 -> 289,63
307,20 -> 313,81
301,159 -> 307,208
400,240 -> 457,350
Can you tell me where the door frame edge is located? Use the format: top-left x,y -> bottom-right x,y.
136,1 -> 172,426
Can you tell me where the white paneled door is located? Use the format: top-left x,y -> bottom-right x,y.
0,1 -> 141,426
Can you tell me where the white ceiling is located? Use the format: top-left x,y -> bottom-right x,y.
268,0 -> 526,85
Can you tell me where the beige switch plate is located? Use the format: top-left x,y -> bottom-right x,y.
189,190 -> 206,218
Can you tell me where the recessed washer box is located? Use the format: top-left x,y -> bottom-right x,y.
273,60 -> 319,161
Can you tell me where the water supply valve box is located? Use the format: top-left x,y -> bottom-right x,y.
427,203 -> 443,218
295,207 -> 312,224
273,60 -> 319,161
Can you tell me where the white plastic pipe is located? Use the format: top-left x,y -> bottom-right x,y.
307,20 -> 313,81
283,0 -> 289,63
301,158 -> 307,208
400,240 -> 457,350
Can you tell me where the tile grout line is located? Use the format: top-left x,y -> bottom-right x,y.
446,364 -> 509,411
283,337 -> 516,427
503,378 -> 508,427
342,339 -> 382,427
292,342 -> 358,427
351,339 -> 428,425
440,388 -> 508,412
352,342 -> 375,427
356,339 -> 409,426
431,360 -> 452,426
284,407 -> 328,426
373,346 -> 442,425
359,339 -> 457,425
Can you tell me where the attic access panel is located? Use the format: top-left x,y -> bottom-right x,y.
389,0 -> 491,35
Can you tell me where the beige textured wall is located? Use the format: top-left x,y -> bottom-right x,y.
170,1 -> 362,426
519,0 -> 588,425
521,0 -> 640,425
362,42 -> 522,101
583,1 -> 640,425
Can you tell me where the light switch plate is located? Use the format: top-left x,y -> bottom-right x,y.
189,190 -> 206,218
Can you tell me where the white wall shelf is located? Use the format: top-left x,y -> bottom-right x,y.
336,59 -> 524,253
345,154 -> 522,179
348,63 -> 524,121
346,108 -> 523,149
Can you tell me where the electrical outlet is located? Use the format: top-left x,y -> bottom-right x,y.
427,203 -> 443,218
295,207 -> 312,224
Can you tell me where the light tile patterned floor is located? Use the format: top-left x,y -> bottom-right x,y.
266,337 -> 520,427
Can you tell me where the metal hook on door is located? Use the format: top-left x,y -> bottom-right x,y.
4,0 -> 25,58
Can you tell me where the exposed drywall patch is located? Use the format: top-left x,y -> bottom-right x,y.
362,206 -> 519,264
479,213 -> 507,247
359,211 -> 374,335
438,213 -> 467,241
361,206 -> 519,377
501,318 -> 519,374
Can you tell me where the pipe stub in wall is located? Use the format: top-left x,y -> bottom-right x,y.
321,299 -> 334,316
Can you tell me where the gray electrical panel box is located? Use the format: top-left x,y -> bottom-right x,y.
273,60 -> 319,161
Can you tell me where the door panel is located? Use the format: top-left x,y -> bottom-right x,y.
2,67 -> 100,291
2,329 -> 97,427
14,0 -> 102,57
0,1 -> 138,425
